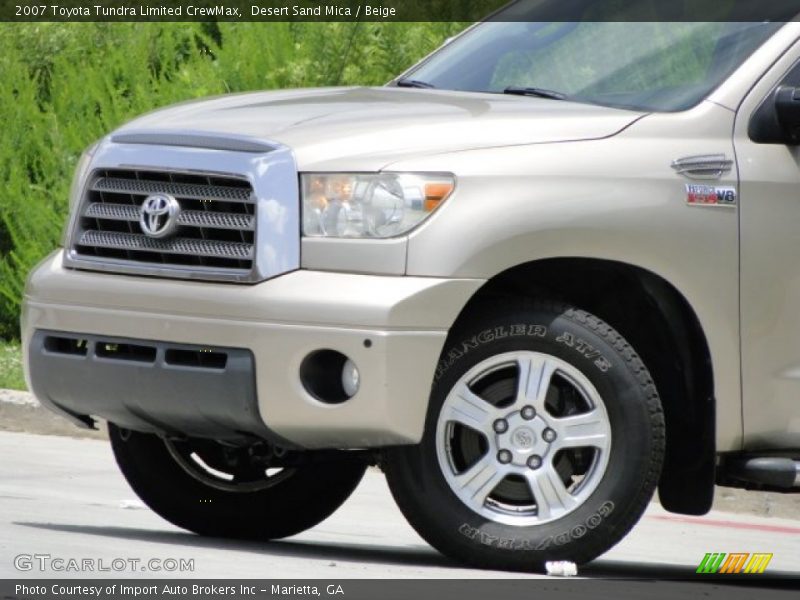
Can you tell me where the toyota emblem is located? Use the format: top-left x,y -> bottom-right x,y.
139,194 -> 180,238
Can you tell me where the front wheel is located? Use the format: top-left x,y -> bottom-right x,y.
109,424 -> 366,540
384,301 -> 665,571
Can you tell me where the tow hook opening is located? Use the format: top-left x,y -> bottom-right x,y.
43,335 -> 89,357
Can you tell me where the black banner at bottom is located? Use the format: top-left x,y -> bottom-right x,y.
3,579 -> 799,600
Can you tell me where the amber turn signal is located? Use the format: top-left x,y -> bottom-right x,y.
424,182 -> 455,212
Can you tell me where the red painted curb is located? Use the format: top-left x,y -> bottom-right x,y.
648,514 -> 800,535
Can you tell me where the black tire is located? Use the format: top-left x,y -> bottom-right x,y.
384,300 -> 665,571
109,424 -> 366,540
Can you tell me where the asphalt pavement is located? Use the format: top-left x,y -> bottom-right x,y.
0,430 -> 798,586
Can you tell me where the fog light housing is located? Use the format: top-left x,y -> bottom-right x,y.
299,350 -> 358,404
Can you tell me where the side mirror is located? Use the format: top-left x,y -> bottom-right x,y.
749,85 -> 800,145
774,86 -> 800,143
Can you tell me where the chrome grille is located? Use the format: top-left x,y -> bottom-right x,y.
71,169 -> 256,274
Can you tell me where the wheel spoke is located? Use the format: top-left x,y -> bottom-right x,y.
444,385 -> 497,432
453,454 -> 506,507
553,409 -> 610,451
516,355 -> 557,412
437,351 -> 613,527
525,463 -> 577,519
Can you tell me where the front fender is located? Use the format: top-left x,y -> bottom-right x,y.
395,102 -> 742,449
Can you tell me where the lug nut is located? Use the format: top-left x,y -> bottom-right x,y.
542,428 -> 557,442
520,405 -> 536,420
493,419 -> 509,433
527,455 -> 543,469
497,449 -> 513,464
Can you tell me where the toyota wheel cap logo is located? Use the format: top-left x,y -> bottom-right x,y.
140,194 -> 180,238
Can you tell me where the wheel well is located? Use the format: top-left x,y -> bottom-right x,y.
452,258 -> 716,515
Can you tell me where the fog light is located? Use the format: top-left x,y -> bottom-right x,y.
299,350 -> 357,405
341,359 -> 360,398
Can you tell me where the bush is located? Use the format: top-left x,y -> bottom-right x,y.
0,22 -> 466,339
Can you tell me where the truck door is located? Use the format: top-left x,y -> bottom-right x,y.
735,46 -> 800,449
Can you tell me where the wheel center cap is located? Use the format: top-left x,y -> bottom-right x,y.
511,426 -> 536,449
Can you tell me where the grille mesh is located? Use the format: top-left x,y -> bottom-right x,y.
80,231 -> 254,259
71,169 -> 256,273
85,203 -> 255,231
92,177 -> 253,202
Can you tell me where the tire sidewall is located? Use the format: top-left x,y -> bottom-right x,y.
387,304 -> 663,567
109,424 -> 366,540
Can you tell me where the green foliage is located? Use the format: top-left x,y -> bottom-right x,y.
0,22 -> 466,339
0,343 -> 25,391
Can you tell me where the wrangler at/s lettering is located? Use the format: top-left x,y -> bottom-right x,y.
21,3 -> 800,571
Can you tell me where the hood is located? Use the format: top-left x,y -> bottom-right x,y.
115,87 -> 645,170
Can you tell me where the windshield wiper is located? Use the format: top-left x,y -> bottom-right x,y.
395,79 -> 436,89
503,86 -> 567,100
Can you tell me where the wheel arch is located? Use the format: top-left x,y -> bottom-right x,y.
446,257 -> 716,516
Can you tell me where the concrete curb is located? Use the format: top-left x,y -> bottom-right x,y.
0,388 -> 107,440
0,388 -> 38,406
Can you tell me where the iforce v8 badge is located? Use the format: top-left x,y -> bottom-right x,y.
685,184 -> 737,207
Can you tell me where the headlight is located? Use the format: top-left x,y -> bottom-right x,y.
62,141 -> 99,246
301,172 -> 455,238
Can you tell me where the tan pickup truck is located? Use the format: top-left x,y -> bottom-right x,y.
22,13 -> 800,571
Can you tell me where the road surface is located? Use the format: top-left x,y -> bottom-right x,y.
1,431 -> 798,583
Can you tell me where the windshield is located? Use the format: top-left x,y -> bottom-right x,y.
402,21 -> 782,112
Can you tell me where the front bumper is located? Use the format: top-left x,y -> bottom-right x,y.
23,251 -> 483,448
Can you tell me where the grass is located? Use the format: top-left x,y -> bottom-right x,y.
0,343 -> 25,391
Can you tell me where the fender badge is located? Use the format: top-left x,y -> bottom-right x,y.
685,184 -> 737,207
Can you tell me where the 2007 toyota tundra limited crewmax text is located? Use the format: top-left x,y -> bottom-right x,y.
21,8 -> 800,571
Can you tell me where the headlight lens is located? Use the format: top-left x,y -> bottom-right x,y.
301,172 -> 454,238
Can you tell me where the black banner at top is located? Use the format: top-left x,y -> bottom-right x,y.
3,0 -> 800,23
